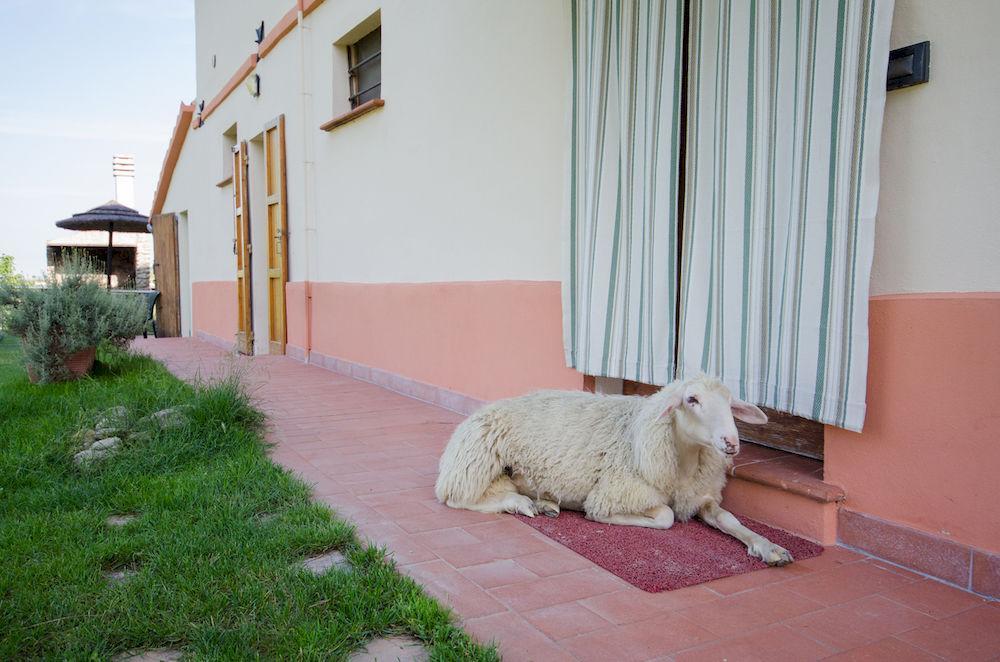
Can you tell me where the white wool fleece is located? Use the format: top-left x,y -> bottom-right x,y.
435,376 -> 733,521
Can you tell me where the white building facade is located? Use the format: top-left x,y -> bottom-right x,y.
154,0 -> 1000,597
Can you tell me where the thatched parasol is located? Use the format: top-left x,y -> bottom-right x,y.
55,201 -> 150,288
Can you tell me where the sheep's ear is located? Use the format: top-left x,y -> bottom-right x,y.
731,400 -> 768,424
658,391 -> 684,419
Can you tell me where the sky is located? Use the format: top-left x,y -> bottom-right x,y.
0,0 -> 195,278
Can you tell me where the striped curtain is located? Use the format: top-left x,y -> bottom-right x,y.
677,1 -> 894,430
563,0 -> 685,385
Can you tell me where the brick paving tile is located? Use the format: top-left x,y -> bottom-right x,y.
895,605 -> 1000,661
820,636 -> 941,662
881,577 -> 988,619
561,612 -> 716,661
581,587 -> 716,625
678,585 -> 826,638
784,594 -> 935,651
399,560 -> 507,619
459,559 -> 540,590
522,602 -> 613,640
463,612 -> 577,662
489,568 -> 625,612
781,559 -> 919,606
671,624 -> 836,662
136,338 -> 996,662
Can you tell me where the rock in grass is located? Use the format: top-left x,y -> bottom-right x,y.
139,406 -> 192,431
73,449 -> 100,464
75,429 -> 99,445
90,437 -> 121,451
105,514 -> 136,527
102,567 -> 137,584
347,636 -> 429,662
96,405 -> 129,427
300,550 -> 350,574
114,648 -> 183,661
73,437 -> 121,465
94,405 -> 130,436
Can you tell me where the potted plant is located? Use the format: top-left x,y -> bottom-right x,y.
0,255 -> 146,383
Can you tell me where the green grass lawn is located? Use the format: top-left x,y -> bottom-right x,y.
0,336 -> 496,660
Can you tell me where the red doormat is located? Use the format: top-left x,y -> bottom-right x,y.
517,510 -> 823,592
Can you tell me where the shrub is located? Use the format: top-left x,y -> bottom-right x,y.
0,254 -> 28,339
0,254 -> 146,382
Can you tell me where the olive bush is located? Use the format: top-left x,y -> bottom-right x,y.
0,255 -> 146,382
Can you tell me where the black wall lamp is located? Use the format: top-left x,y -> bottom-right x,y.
887,41 -> 930,91
255,21 -> 265,45
246,73 -> 261,98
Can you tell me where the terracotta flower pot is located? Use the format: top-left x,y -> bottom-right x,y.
26,346 -> 97,383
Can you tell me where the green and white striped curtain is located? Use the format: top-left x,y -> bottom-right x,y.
565,1 -> 893,430
677,0 -> 893,430
563,0 -> 685,385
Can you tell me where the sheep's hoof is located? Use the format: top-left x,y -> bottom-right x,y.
748,542 -> 794,566
505,495 -> 538,518
535,500 -> 560,518
765,545 -> 794,567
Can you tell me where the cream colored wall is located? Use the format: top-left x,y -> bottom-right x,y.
172,0 -> 1000,304
167,0 -> 572,292
304,0 -> 571,283
871,0 -> 1000,296
195,0 -> 293,105
164,14 -> 307,287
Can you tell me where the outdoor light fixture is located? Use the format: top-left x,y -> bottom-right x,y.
887,41 -> 930,90
246,73 -> 261,98
255,21 -> 265,45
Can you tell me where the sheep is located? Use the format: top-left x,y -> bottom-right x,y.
435,375 -> 794,566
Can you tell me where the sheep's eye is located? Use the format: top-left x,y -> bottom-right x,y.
686,395 -> 700,406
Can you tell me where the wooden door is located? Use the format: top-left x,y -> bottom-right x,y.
150,213 -> 181,337
263,116 -> 289,354
233,141 -> 254,354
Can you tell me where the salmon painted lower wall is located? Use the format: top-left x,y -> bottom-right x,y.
284,280 -> 584,402
286,280 -> 310,351
197,280 -> 998,564
191,281 -> 237,345
825,293 -> 1000,554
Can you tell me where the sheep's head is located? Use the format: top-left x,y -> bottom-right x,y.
660,376 -> 767,456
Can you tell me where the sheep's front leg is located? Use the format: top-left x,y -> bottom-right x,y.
587,505 -> 675,529
446,476 -> 539,517
698,501 -> 793,566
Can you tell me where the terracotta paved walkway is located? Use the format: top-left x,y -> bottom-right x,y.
134,338 -> 999,661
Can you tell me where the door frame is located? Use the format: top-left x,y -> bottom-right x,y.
233,140 -> 253,354
263,115 -> 289,355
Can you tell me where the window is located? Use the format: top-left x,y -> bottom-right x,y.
347,27 -> 381,108
218,124 -> 237,186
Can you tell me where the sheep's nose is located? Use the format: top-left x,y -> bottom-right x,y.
723,435 -> 740,455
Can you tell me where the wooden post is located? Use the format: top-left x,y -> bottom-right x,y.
106,221 -> 114,289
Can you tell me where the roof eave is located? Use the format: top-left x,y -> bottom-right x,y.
150,101 -> 195,216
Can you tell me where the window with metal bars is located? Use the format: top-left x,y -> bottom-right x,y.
347,27 -> 381,108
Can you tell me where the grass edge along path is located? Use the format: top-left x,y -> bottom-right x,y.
0,337 -> 498,661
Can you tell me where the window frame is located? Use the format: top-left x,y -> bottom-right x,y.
346,27 -> 381,109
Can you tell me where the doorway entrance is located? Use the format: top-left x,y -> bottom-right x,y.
231,116 -> 290,356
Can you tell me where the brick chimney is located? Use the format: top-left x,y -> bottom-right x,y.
112,154 -> 135,208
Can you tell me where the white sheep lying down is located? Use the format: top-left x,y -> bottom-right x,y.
435,375 -> 794,566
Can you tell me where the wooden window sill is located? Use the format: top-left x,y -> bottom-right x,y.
320,98 -> 384,132
215,175 -> 233,188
